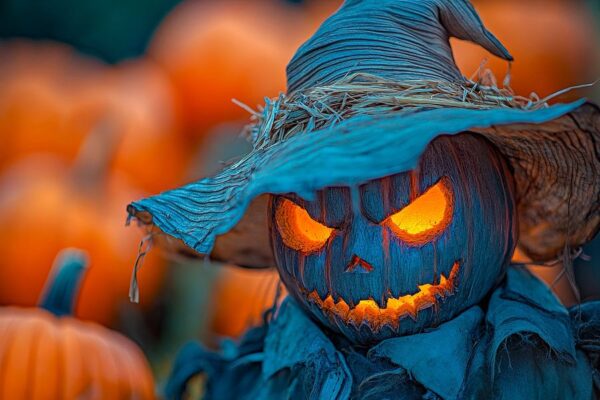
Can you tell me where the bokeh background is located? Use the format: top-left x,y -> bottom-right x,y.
0,0 -> 599,397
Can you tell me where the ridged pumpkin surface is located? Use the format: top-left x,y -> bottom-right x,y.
0,307 -> 155,399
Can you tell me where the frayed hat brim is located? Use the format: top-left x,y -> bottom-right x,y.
127,100 -> 599,267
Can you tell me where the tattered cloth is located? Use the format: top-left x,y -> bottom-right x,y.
165,267 -> 600,400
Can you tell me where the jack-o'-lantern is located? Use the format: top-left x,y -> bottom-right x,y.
269,134 -> 516,342
127,0 -> 599,342
128,0 -> 600,398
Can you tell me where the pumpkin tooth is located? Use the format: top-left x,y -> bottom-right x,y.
332,297 -> 350,320
307,290 -> 323,305
417,283 -> 432,294
304,261 -> 461,332
314,286 -> 330,302
322,294 -> 336,309
406,308 -> 419,321
431,285 -> 446,300
345,297 -> 357,309
374,294 -> 387,309
330,291 -> 342,304
439,274 -> 448,285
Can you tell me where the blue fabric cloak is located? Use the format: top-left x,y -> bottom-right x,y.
165,266 -> 599,399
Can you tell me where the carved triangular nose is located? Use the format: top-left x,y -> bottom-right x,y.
345,255 -> 374,273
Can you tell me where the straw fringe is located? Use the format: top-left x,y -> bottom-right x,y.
244,73 -> 549,150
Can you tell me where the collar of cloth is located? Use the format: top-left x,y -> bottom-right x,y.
166,266 -> 597,400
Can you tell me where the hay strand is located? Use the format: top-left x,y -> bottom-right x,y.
242,73 -> 550,149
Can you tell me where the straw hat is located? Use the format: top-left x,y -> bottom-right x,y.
127,0 -> 599,273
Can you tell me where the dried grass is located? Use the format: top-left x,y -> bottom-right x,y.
241,72 -> 551,149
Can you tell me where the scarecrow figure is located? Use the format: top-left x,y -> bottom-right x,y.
128,0 -> 600,398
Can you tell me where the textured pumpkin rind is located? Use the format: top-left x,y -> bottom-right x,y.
268,134 -> 517,343
0,307 -> 155,399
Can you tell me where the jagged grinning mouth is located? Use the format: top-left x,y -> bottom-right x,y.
306,261 -> 460,330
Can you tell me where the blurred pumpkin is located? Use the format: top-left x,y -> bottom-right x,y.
0,121 -> 166,326
71,58 -> 189,193
0,40 -> 103,166
149,0 -> 313,136
209,266 -> 281,338
0,39 -> 188,193
0,249 -> 155,399
452,0 -> 599,99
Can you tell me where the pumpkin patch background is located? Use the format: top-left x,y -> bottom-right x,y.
0,0 -> 598,397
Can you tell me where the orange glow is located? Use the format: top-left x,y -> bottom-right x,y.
211,266 -> 284,338
308,262 -> 460,330
275,199 -> 334,252
384,179 -> 453,245
512,248 -> 578,307
511,247 -> 532,264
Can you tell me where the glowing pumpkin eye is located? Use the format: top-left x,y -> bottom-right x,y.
383,178 -> 453,245
275,198 -> 334,252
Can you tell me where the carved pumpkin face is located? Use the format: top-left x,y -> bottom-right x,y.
269,134 -> 517,343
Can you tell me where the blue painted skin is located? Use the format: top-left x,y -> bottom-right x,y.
270,134 -> 517,344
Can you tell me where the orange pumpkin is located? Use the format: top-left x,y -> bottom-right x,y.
0,40 -> 188,193
0,249 -> 155,399
0,40 -> 103,167
71,58 -> 189,193
0,126 -> 166,326
209,266 -> 281,338
452,0 -> 599,100
149,0 -> 312,136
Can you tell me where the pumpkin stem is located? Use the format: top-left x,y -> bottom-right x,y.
39,249 -> 89,317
